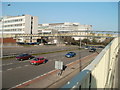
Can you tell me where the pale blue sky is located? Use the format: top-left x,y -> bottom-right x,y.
2,2 -> 118,31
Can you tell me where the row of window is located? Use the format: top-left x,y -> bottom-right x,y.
3,19 -> 23,23
4,28 -> 23,31
4,24 -> 23,27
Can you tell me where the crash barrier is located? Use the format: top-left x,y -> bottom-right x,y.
62,37 -> 120,89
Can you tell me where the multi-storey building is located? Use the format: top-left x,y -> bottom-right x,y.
0,15 -> 94,43
38,22 -> 92,40
38,22 -> 92,34
0,14 -> 38,34
0,14 -> 38,42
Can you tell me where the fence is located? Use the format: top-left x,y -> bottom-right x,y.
62,37 -> 119,89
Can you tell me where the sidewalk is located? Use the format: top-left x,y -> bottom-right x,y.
11,52 -> 98,89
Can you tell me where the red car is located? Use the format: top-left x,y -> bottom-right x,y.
16,54 -> 33,61
30,57 -> 47,65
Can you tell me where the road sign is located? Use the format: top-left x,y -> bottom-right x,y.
55,61 -> 63,70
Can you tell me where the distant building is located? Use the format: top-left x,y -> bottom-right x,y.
0,15 -> 94,43
0,14 -> 38,34
38,22 -> 92,40
0,15 -> 38,42
38,22 -> 92,34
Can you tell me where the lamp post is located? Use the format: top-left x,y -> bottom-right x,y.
1,17 -> 4,59
1,3 -> 11,58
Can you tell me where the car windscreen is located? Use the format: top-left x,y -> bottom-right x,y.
40,58 -> 44,60
33,58 -> 39,61
18,54 -> 24,57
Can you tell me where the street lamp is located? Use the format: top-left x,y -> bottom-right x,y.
1,3 -> 11,56
79,41 -> 82,72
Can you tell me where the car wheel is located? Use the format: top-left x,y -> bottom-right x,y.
20,59 -> 23,61
35,63 -> 39,65
29,57 -> 31,59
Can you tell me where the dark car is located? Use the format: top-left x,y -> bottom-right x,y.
98,46 -> 105,48
16,54 -> 33,61
65,52 -> 76,58
30,57 -> 47,65
89,48 -> 96,52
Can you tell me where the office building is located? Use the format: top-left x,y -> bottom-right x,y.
0,15 -> 38,42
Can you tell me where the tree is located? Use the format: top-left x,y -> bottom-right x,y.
82,38 -> 91,44
102,38 -> 114,46
92,38 -> 97,44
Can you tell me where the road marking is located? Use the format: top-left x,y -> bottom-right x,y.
2,63 -> 13,66
10,69 -> 58,89
7,68 -> 13,71
24,65 -> 29,67
6,63 -> 13,65
16,66 -> 22,69
19,60 -> 30,63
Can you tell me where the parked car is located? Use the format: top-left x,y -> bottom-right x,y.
30,57 -> 47,65
89,48 -> 96,52
16,54 -> 33,61
65,52 -> 76,58
17,42 -> 26,45
97,46 -> 105,49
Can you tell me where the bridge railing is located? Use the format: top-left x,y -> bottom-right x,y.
61,37 -> 120,89
14,32 -> 115,37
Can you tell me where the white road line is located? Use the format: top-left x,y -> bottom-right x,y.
16,66 -> 22,69
7,68 -> 13,71
2,63 -> 13,66
19,60 -> 30,63
10,69 -> 56,89
6,63 -> 13,65
24,65 -> 29,67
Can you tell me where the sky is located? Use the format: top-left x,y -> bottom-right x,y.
2,2 -> 118,31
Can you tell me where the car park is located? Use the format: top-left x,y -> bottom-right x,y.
30,57 -> 47,65
65,52 -> 76,58
16,54 -> 33,61
89,48 -> 96,52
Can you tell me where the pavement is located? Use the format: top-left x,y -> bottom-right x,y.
10,52 -> 98,89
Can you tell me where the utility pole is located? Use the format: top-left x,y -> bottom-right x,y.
1,3 -> 11,58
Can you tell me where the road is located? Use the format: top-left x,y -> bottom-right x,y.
3,45 -> 79,57
2,48 -> 102,89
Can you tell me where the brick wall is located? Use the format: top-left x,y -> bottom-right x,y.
0,38 -> 16,43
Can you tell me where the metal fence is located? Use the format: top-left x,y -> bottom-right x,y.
62,37 -> 120,89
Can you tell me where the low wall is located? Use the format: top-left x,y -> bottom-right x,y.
0,38 -> 16,43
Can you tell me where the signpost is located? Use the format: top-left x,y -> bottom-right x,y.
55,61 -> 63,70
55,61 -> 63,76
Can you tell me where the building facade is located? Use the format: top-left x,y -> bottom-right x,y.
38,22 -> 92,34
0,15 -> 38,42
0,14 -> 38,34
38,22 -> 92,40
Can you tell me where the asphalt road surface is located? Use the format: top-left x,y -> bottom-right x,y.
3,45 -> 79,56
2,48 -> 102,89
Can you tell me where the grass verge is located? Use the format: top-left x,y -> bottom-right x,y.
2,48 -> 83,60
